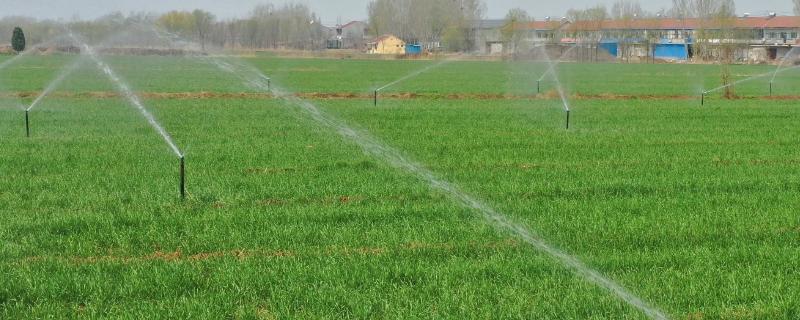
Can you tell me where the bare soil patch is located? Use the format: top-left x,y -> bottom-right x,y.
4,91 -> 797,101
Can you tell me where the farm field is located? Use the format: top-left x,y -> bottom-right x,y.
1,54 -> 800,319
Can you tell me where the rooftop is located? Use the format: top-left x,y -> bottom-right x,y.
566,16 -> 800,31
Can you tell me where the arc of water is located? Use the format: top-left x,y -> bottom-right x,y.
375,59 -> 452,92
197,56 -> 667,319
26,56 -> 87,112
69,33 -> 183,158
705,63 -> 800,95
140,27 -> 668,318
770,47 -> 800,83
538,45 -> 580,82
0,34 -> 72,110
537,45 -> 571,112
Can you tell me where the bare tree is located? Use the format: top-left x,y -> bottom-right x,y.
611,1 -> 639,62
192,10 -> 215,50
567,6 -> 608,37
611,0 -> 644,20
210,3 -> 325,50
691,0 -> 735,61
367,0 -> 486,52
566,6 -> 607,61
367,0 -> 396,39
501,8 -> 531,57
714,0 -> 737,97
670,0 -> 692,18
669,0 -> 693,59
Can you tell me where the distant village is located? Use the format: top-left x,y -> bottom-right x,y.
325,15 -> 800,64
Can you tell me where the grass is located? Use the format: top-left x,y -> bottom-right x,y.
1,54 -> 799,319
242,57 -> 800,97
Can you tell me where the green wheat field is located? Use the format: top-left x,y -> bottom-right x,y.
1,54 -> 799,318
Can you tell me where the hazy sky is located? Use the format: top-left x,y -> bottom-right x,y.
2,0 -> 795,25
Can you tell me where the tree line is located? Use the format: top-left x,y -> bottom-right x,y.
3,0 -> 800,53
1,3 -> 327,51
367,0 -> 486,51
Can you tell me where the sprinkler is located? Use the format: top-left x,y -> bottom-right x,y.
179,155 -> 186,200
769,81 -> 773,96
701,91 -> 706,106
537,80 -> 541,94
374,90 -> 378,106
25,110 -> 30,137
260,75 -> 271,90
566,110 -> 571,130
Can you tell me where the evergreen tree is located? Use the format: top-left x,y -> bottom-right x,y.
12,27 -> 26,53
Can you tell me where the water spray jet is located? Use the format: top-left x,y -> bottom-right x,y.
536,45 -> 573,127
70,33 -> 186,199
372,59 -> 451,104
183,49 -> 672,320
144,26 -> 667,317
208,59 -> 667,319
704,63 -> 800,98
21,56 -> 86,138
537,45 -> 579,83
769,47 -> 800,90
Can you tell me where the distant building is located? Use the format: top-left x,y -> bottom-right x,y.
472,15 -> 800,62
327,21 -> 369,50
564,15 -> 800,61
471,19 -> 569,55
472,19 -> 505,55
524,20 -> 571,45
341,21 -> 369,50
368,35 -> 406,54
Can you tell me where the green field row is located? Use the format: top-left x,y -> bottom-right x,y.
2,55 -> 799,97
1,54 -> 799,318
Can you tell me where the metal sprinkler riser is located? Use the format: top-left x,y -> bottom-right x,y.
566,110 -> 571,130
25,110 -> 30,137
180,156 -> 186,200
374,90 -> 378,106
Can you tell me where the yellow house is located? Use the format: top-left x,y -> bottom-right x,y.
368,35 -> 406,54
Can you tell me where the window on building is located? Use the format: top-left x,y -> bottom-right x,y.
792,32 -> 798,39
